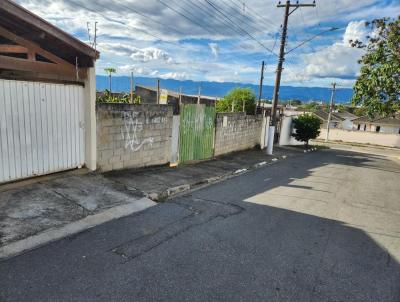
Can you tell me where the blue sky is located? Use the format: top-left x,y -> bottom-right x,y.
16,0 -> 400,87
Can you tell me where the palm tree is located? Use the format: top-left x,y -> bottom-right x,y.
104,67 -> 116,93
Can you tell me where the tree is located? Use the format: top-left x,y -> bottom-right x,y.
216,87 -> 256,114
298,101 -> 319,111
104,67 -> 116,93
292,114 -> 322,148
352,17 -> 400,117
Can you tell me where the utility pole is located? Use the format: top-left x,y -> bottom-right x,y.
267,0 -> 315,155
197,86 -> 201,104
325,82 -> 336,142
179,86 -> 182,106
130,71 -> 134,103
157,78 -> 160,104
257,60 -> 265,113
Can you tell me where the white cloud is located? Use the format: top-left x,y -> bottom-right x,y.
343,20 -> 369,45
208,43 -> 220,59
301,21 -> 368,79
130,47 -> 173,63
99,43 -> 173,63
119,65 -> 159,76
159,72 -> 188,80
14,0 -> 399,87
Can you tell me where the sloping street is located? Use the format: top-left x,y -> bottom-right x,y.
1,149 -> 399,301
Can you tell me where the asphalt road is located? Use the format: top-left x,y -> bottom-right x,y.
1,149 -> 399,302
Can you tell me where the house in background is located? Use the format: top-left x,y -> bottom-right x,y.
314,110 -> 360,130
313,110 -> 343,129
353,116 -> 400,134
371,117 -> 400,134
352,116 -> 373,132
332,111 -> 359,130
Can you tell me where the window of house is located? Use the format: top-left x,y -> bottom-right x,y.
357,124 -> 361,130
364,125 -> 367,131
376,126 -> 381,132
398,128 -> 400,134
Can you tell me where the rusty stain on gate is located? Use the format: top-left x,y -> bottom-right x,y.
179,104 -> 215,163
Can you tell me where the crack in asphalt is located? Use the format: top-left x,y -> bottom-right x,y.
111,197 -> 245,262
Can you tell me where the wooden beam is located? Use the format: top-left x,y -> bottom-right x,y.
0,69 -> 85,85
27,50 -> 35,61
0,54 -> 86,78
0,44 -> 28,53
0,0 -> 98,59
0,25 -> 75,67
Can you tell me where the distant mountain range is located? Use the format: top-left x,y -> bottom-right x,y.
96,75 -> 354,104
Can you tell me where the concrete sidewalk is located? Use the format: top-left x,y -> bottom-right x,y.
104,147 -> 297,201
0,146 -> 301,258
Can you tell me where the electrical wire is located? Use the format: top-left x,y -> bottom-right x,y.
204,0 -> 277,56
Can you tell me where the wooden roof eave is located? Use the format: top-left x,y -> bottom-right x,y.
0,0 -> 99,61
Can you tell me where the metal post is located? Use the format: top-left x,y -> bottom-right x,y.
157,78 -> 160,104
257,60 -> 265,114
197,86 -> 201,104
325,82 -> 336,142
130,71 -> 134,103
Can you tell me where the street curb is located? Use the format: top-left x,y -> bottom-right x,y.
0,197 -> 156,260
147,153 -> 294,202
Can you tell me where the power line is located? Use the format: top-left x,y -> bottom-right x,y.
220,0 -> 276,38
69,0 -> 165,41
70,1 -> 250,68
156,0 -> 218,36
157,0 -> 278,57
285,27 -> 340,55
205,0 -> 277,56
230,0 -> 281,29
157,0 -> 274,57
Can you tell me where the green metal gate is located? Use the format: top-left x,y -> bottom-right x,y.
179,104 -> 216,163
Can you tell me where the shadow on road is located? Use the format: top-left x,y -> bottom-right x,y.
0,150 -> 399,301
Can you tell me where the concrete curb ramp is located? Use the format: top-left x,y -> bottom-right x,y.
0,197 -> 156,260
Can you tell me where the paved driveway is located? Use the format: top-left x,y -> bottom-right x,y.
1,149 -> 399,301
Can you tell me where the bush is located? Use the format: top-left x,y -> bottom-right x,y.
97,90 -> 141,104
292,114 -> 322,147
216,87 -> 256,114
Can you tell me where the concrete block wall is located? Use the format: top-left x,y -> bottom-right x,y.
214,113 -> 263,156
97,103 -> 173,171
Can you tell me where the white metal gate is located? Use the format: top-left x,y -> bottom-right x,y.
0,79 -> 85,183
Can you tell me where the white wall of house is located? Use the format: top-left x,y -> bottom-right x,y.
279,116 -> 304,146
341,119 -> 354,130
376,125 -> 400,134
353,123 -> 371,132
318,128 -> 400,148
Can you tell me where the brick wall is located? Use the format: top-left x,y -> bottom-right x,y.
214,113 -> 263,156
97,103 -> 173,171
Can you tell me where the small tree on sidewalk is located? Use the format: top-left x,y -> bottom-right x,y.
292,114 -> 322,148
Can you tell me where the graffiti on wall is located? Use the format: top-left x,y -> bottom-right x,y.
121,112 -> 154,152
